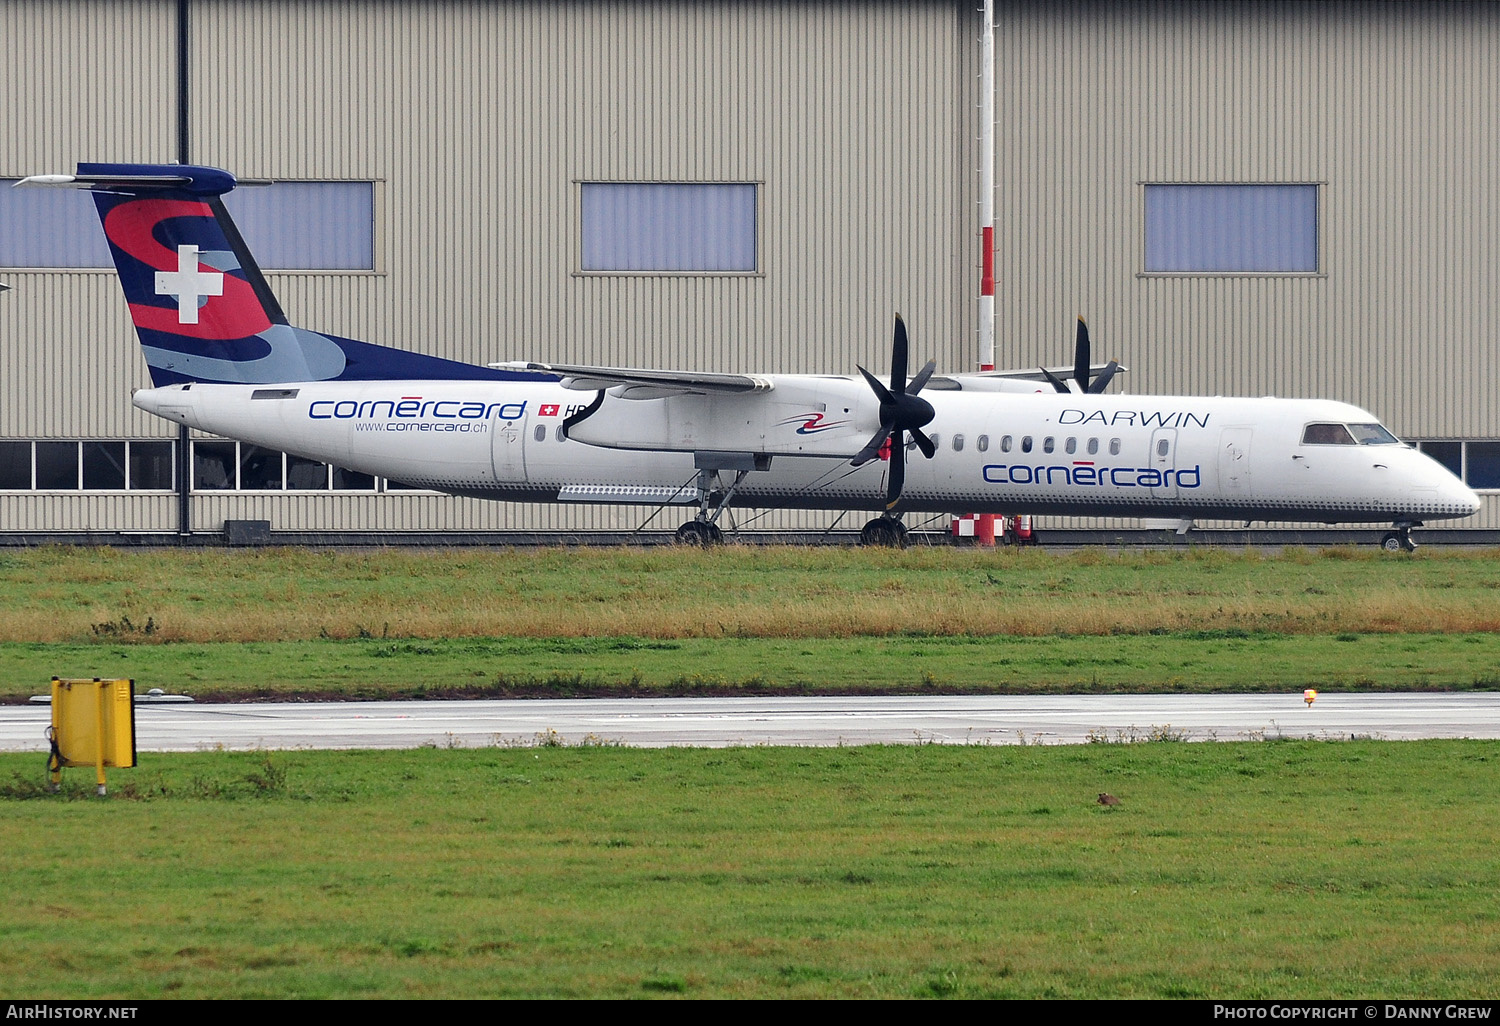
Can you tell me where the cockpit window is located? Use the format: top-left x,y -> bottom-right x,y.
1347,422 -> 1401,445
1302,423 -> 1356,445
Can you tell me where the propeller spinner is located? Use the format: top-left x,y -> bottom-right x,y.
851,314 -> 938,510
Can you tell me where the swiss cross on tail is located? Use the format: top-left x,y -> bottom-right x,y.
155,245 -> 224,324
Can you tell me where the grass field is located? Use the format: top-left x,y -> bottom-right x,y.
3,741 -> 1498,999
4,545 -> 1499,999
2,544 -> 1499,701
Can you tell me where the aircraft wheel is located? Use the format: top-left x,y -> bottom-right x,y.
860,518 -> 907,548
1381,531 -> 1417,552
675,521 -> 719,546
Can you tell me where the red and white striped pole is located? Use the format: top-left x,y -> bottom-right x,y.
976,0 -> 998,546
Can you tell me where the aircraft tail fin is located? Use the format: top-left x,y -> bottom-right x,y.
16,163 -> 517,387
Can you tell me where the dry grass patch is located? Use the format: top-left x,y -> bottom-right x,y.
2,545 -> 1499,644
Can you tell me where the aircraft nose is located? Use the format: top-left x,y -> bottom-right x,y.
1455,482 -> 1483,518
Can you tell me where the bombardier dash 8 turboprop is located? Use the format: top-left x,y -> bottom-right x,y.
18,163 -> 1480,549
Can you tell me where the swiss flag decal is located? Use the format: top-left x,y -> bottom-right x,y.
539,404 -> 560,417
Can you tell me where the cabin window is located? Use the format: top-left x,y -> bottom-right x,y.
1020,436 -> 1033,453
999,435 -> 1012,453
1087,437 -> 1099,455
1065,437 -> 1077,455
1156,438 -> 1170,457
1302,423 -> 1356,445
927,434 -> 941,451
976,435 -> 989,453
951,434 -> 964,452
555,426 -> 567,442
534,425 -> 547,442
1109,438 -> 1121,455
1043,436 -> 1055,454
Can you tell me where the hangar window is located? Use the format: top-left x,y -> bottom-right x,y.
0,180 -> 374,270
581,182 -> 757,272
0,441 -> 30,488
222,182 -> 375,270
0,183 -> 112,266
1415,440 -> 1500,491
1145,184 -> 1319,273
0,440 -> 175,490
190,440 -> 372,491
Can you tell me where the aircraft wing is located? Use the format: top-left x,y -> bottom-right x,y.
491,361 -> 774,397
924,363 -> 1127,392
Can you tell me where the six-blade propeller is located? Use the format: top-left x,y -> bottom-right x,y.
850,315 -> 938,510
854,314 -> 1119,509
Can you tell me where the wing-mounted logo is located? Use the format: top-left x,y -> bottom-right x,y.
779,412 -> 851,436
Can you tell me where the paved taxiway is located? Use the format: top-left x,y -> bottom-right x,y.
2,693 -> 1498,751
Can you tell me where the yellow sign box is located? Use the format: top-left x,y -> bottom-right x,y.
49,677 -> 136,793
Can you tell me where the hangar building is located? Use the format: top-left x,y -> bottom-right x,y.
2,1 -> 1496,541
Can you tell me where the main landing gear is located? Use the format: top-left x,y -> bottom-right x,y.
859,515 -> 908,548
672,454 -> 767,546
1381,521 -> 1421,552
675,520 -> 723,546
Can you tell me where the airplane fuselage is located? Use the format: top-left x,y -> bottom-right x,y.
132,376 -> 1480,525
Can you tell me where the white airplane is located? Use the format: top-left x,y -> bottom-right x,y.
18,163 -> 1481,550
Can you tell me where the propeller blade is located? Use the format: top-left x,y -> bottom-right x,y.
885,430 -> 906,509
891,315 -> 909,391
1074,317 -> 1091,391
857,365 -> 895,406
1086,359 -> 1120,394
909,426 -> 937,459
908,359 -> 937,396
851,423 -> 893,467
1040,366 -> 1071,394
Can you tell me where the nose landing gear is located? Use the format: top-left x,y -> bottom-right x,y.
1381,521 -> 1421,552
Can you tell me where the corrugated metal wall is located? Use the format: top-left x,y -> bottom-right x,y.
191,0 -> 973,376
0,0 -> 177,440
3,1 -> 1498,534
994,0 -> 1499,432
